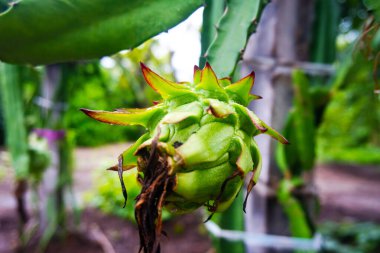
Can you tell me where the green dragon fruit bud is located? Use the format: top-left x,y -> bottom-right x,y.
81,63 -> 287,253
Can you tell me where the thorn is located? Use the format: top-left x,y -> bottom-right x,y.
79,108 -> 92,116
107,165 -> 118,171
117,155 -> 128,208
243,179 -> 256,213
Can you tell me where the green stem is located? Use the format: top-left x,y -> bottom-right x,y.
0,63 -> 29,179
218,191 -> 245,253
0,62 -> 30,234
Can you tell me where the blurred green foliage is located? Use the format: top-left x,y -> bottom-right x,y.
88,168 -> 141,221
27,133 -> 50,183
339,0 -> 369,30
88,167 -> 171,222
321,222 -> 380,253
318,52 -> 380,165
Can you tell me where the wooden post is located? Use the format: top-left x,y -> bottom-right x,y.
242,1 -> 316,252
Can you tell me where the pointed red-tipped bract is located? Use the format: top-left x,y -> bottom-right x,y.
249,94 -> 262,101
193,65 -> 201,85
196,62 -> 226,94
225,71 -> 255,106
261,122 -> 289,144
245,108 -> 267,133
80,106 -> 163,128
140,63 -> 191,99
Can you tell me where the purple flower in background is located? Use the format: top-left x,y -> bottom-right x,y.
33,128 -> 65,145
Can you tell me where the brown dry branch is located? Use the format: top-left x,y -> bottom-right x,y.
134,137 -> 175,253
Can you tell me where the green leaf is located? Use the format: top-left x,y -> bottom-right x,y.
277,179 -> 312,238
0,0 -> 203,65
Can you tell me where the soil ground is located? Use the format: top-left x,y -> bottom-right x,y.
0,144 -> 379,253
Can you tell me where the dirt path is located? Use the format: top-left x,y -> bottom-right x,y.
316,163 -> 380,223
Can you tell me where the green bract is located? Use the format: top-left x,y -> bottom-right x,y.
82,63 -> 288,215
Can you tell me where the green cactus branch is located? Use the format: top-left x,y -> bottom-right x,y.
0,62 -> 30,226
199,0 -> 225,68
0,0 -> 203,65
204,0 -> 268,78
0,63 -> 29,179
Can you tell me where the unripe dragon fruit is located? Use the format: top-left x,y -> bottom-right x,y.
81,63 -> 288,253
